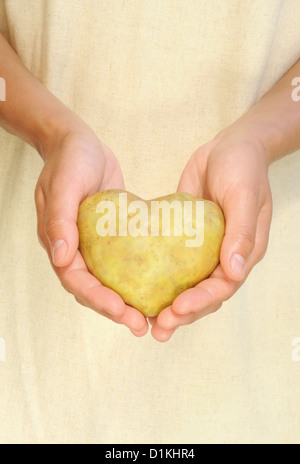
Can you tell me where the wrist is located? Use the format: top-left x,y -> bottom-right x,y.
216,117 -> 283,167
35,106 -> 95,162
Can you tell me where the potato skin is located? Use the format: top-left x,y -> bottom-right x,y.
78,190 -> 225,317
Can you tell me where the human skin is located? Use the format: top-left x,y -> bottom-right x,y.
0,32 -> 148,335
0,31 -> 299,341
151,59 -> 300,341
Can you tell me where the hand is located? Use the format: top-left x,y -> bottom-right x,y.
35,129 -> 149,336
151,132 -> 273,342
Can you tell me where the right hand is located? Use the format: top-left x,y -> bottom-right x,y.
35,129 -> 149,337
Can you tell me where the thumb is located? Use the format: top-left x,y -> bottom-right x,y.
44,183 -> 82,268
220,191 -> 258,281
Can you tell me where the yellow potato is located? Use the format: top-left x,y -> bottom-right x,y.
78,190 -> 225,317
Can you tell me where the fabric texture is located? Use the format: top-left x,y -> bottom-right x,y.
0,0 -> 300,444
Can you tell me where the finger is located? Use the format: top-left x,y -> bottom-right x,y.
75,295 -> 116,319
58,250 -> 148,332
155,302 -> 222,330
117,304 -> 149,333
248,199 -> 273,267
43,176 -> 82,268
57,250 -> 126,316
151,324 -> 176,343
130,326 -> 149,337
35,184 -> 47,249
169,201 -> 271,319
220,188 -> 260,281
77,294 -> 148,334
172,264 -> 239,315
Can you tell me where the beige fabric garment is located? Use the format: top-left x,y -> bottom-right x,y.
0,0 -> 300,444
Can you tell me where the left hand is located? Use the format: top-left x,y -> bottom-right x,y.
151,131 -> 273,342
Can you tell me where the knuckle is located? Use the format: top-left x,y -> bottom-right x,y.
255,244 -> 268,264
44,214 -> 64,239
34,184 -> 43,206
37,233 -> 47,250
59,278 -> 72,294
230,230 -> 256,255
223,280 -> 239,302
201,287 -> 217,307
256,250 -> 266,263
235,230 -> 255,247
75,295 -> 86,306
210,303 -> 222,314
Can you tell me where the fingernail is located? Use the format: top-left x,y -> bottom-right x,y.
230,253 -> 246,280
52,239 -> 67,266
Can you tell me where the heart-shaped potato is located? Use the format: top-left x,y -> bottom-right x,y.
78,190 -> 225,317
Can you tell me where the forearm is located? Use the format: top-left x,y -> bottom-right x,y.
0,32 -> 87,159
221,59 -> 300,163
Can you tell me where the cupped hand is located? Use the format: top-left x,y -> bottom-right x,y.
151,132 -> 273,342
35,129 -> 148,336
